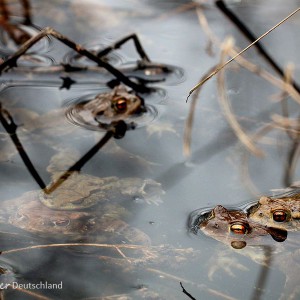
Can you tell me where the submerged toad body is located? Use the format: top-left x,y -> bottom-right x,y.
1,191 -> 151,245
41,149 -> 163,210
0,172 -> 162,244
41,172 -> 163,210
0,148 -> 163,244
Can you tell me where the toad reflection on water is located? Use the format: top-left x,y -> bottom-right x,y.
190,203 -> 300,299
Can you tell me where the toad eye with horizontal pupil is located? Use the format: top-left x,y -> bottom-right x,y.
114,99 -> 127,112
53,219 -> 70,227
272,210 -> 288,222
230,223 -> 248,235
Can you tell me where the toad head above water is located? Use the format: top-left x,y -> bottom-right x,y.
191,205 -> 287,249
189,203 -> 300,299
79,85 -> 146,121
247,194 -> 300,232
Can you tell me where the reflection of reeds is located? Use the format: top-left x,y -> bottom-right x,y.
187,6 -> 300,99
184,6 -> 300,186
250,245 -> 273,300
183,64 -> 217,156
217,37 -> 264,157
240,64 -> 300,192
184,7 -> 300,156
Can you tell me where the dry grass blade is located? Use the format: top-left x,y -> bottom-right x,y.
1,243 -> 151,255
183,64 -> 218,156
196,7 -> 300,105
217,38 -> 264,157
271,114 -> 300,134
184,7 -> 300,156
187,6 -> 300,100
157,1 -> 199,21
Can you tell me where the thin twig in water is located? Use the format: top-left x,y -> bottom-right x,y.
216,0 -> 300,94
195,7 -> 300,105
187,7 -> 300,100
180,282 -> 197,300
184,7 -> 300,156
147,268 -> 237,300
0,103 -> 46,189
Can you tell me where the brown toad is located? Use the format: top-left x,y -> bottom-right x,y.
39,148 -> 163,210
190,205 -> 299,299
190,205 -> 287,249
1,190 -> 150,245
247,190 -> 300,232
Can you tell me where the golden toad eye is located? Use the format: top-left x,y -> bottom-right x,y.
230,223 -> 248,235
114,98 -> 127,113
272,210 -> 288,222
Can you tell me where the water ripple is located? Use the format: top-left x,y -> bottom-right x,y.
121,62 -> 186,86
0,24 -> 51,55
63,43 -> 125,67
64,90 -> 159,132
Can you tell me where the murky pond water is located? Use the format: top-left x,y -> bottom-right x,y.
0,0 -> 299,299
